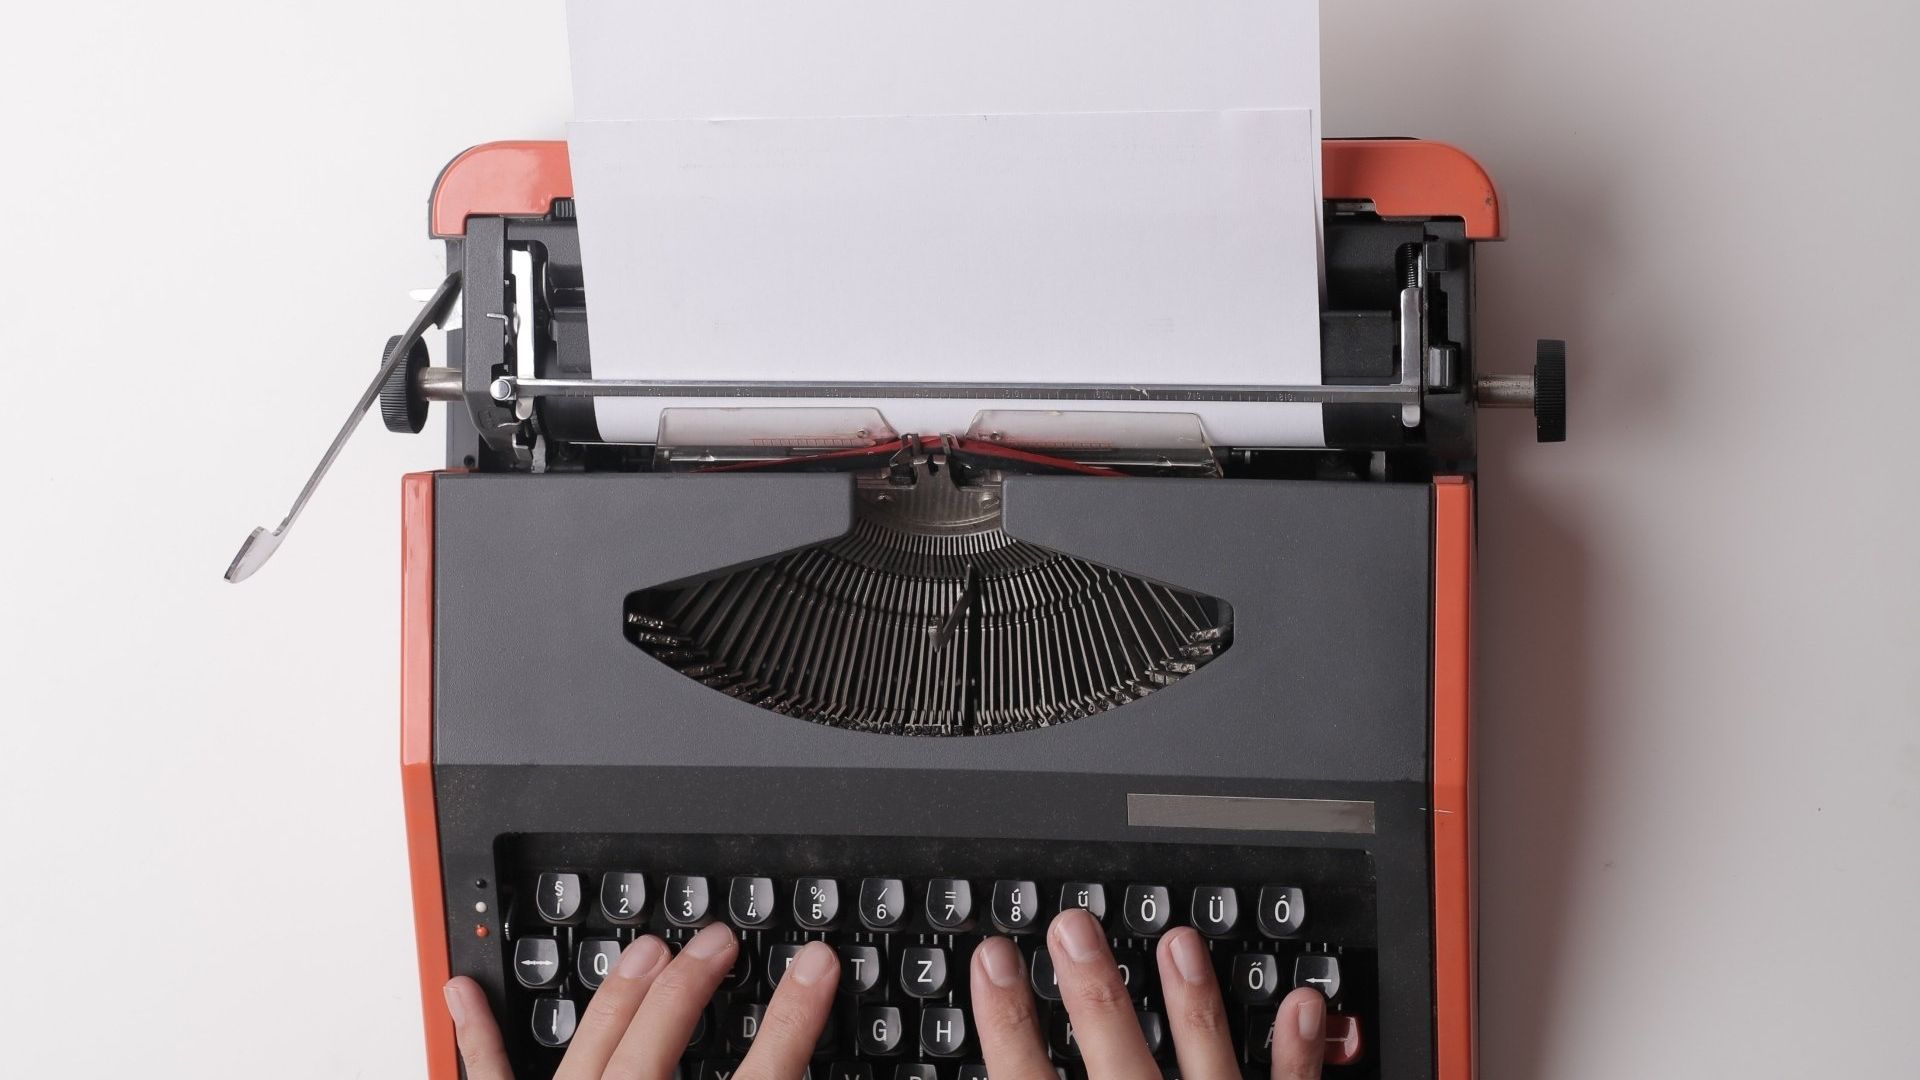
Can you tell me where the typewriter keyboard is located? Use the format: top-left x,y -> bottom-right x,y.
489,835 -> 1378,1079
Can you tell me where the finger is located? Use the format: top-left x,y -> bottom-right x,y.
556,936 -> 673,1080
735,941 -> 839,1080
1047,909 -> 1157,1080
1271,988 -> 1326,1080
970,937 -> 1056,1080
603,923 -> 741,1080
1154,928 -> 1239,1080
444,977 -> 515,1080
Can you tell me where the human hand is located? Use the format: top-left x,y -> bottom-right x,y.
970,909 -> 1325,1080
445,923 -> 839,1080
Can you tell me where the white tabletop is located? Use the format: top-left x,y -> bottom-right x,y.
1,2 -> 1913,1077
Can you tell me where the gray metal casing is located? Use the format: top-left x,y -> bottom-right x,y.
431,471 -> 1438,1075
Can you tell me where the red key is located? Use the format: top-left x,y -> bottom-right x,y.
1323,1014 -> 1363,1066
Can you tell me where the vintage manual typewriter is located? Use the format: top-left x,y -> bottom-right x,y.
229,138 -> 1565,1079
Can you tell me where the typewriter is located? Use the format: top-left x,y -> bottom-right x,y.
229,138 -> 1564,1080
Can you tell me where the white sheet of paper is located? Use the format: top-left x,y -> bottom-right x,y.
564,0 -> 1326,447
568,1 -> 1318,122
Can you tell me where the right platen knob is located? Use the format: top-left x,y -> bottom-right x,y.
1533,339 -> 1567,443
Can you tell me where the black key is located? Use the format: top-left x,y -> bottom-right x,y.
1292,955 -> 1342,1001
921,1006 -> 969,1057
729,876 -> 777,929
688,1009 -> 710,1049
1046,1009 -> 1079,1059
858,1005 -> 905,1055
957,1066 -> 988,1080
795,877 -> 842,929
1255,887 -> 1306,938
1030,948 -> 1061,1001
1228,954 -> 1280,1005
1121,886 -> 1172,936
727,1003 -> 766,1053
815,1006 -> 841,1055
859,878 -> 907,930
531,997 -> 577,1048
600,872 -> 649,926
665,875 -> 714,927
698,1060 -> 743,1080
829,1063 -> 874,1080
990,880 -> 1041,933
1137,1010 -> 1166,1057
899,946 -> 951,998
895,1067 -> 938,1080
1191,886 -> 1239,938
722,943 -> 755,990
513,937 -> 562,989
535,872 -> 584,924
577,938 -> 623,990
1246,1009 -> 1276,1064
1111,950 -> 1148,997
840,944 -> 883,995
1059,883 -> 1107,924
926,879 -> 976,931
767,943 -> 805,989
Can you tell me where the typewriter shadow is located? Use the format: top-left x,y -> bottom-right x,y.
1473,482 -> 1595,1080
1463,101 -> 1672,1076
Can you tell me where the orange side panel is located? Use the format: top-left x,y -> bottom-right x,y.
430,141 -> 575,239
427,138 -> 1501,240
401,472 -> 458,1080
1323,140 -> 1503,240
1431,476 -> 1476,1080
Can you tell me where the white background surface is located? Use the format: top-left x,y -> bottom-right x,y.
0,2 -> 1914,1077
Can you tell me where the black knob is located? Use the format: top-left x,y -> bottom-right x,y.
379,334 -> 430,434
1533,339 -> 1567,443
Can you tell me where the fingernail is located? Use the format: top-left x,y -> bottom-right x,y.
1295,991 -> 1326,1042
1052,908 -> 1103,963
617,935 -> 669,979
1168,928 -> 1212,984
978,936 -> 1025,988
683,922 -> 736,959
442,983 -> 467,1026
790,940 -> 837,986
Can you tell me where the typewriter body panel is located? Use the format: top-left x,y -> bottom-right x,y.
376,139 -> 1543,1080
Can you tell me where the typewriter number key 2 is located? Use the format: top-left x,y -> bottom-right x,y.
600,872 -> 649,926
